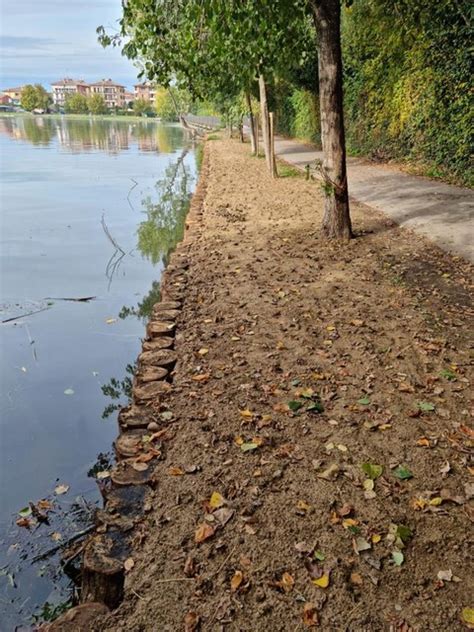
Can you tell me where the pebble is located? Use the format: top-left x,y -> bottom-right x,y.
147,421 -> 159,431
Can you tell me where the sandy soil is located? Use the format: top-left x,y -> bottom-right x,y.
99,138 -> 473,632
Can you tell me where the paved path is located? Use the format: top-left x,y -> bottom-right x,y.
275,137 -> 474,262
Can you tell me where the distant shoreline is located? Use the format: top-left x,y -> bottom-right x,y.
0,112 -> 174,123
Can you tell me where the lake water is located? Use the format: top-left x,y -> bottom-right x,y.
0,115 -> 199,628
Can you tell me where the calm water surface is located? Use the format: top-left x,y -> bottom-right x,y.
0,115 -> 198,628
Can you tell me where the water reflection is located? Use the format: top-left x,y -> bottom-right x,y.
102,149 -> 194,420
0,115 -> 184,154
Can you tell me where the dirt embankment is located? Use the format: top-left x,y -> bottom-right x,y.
94,138 -> 473,631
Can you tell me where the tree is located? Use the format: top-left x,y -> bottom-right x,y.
88,94 -> 107,115
99,0 -> 352,240
21,84 -> 50,111
155,88 -> 176,121
133,98 -> 151,116
310,0 -> 351,239
65,92 -> 89,114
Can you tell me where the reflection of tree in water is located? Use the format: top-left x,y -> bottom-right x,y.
119,149 -> 192,322
103,150 -> 193,420
101,363 -> 135,419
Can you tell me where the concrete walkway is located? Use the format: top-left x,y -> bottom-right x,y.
275,137 -> 474,262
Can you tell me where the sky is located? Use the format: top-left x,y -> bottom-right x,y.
0,0 -> 139,91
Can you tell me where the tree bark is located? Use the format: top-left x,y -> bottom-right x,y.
311,0 -> 352,240
258,74 -> 271,172
245,91 -> 257,155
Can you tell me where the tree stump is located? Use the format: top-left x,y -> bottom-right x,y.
135,366 -> 168,383
153,300 -> 181,311
39,603 -> 109,631
146,320 -> 176,338
81,535 -> 125,609
143,336 -> 174,351
139,349 -> 177,368
133,380 -> 171,403
151,308 -> 181,321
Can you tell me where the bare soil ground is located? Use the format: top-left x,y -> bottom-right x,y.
100,138 -> 473,631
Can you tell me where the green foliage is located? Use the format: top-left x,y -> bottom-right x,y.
65,92 -> 89,114
21,84 -> 50,111
133,97 -> 152,116
342,0 -> 473,186
275,83 -> 320,144
88,93 -> 107,115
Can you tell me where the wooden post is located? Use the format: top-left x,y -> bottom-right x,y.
269,112 -> 277,178
255,115 -> 259,157
245,92 -> 257,155
258,74 -> 271,172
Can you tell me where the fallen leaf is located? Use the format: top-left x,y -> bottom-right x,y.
192,373 -> 210,382
358,396 -> 371,405
209,492 -> 225,509
416,437 -> 431,447
184,611 -> 200,632
230,570 -> 244,592
462,608 -> 474,627
213,507 -> 234,527
393,465 -> 413,480
350,572 -> 363,585
418,401 -> 435,412
124,557 -> 135,572
18,507 -> 32,518
239,408 -> 254,419
371,534 -> 382,544
51,532 -> 62,542
353,537 -> 371,554
437,569 -> 453,582
392,551 -> 404,566
288,400 -> 304,412
240,441 -> 261,452
440,461 -> 451,478
54,484 -> 70,495
96,470 -> 111,479
316,463 -> 340,481
105,318 -> 117,324
63,388 -> 74,396
168,466 -> 184,476
194,523 -> 216,544
16,517 -> 33,529
312,572 -> 330,588
36,499 -> 53,512
361,463 -> 383,480
279,572 -> 295,593
198,348 -> 209,356
303,602 -> 318,627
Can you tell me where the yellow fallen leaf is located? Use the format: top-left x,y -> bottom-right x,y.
230,570 -> 244,592
462,608 -> 474,626
234,435 -> 244,445
198,348 -> 209,356
429,497 -> 443,506
312,373 -> 326,380
312,572 -> 330,588
371,534 -> 382,544
51,532 -> 62,542
209,492 -> 225,509
326,325 -> 336,331
342,518 -> 359,529
240,409 -> 254,419
296,500 -> 311,511
350,572 -> 363,585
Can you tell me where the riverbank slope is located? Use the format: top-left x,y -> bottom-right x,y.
101,137 -> 472,631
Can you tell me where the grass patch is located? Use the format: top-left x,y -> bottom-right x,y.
277,163 -> 301,178
207,133 -> 221,140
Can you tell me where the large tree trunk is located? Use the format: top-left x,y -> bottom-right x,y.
258,74 -> 271,172
311,0 -> 352,240
245,91 -> 257,155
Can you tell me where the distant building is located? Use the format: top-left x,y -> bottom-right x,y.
89,79 -> 125,109
51,78 -> 89,106
2,87 -> 23,104
123,91 -> 135,108
134,82 -> 156,107
0,94 -> 13,105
